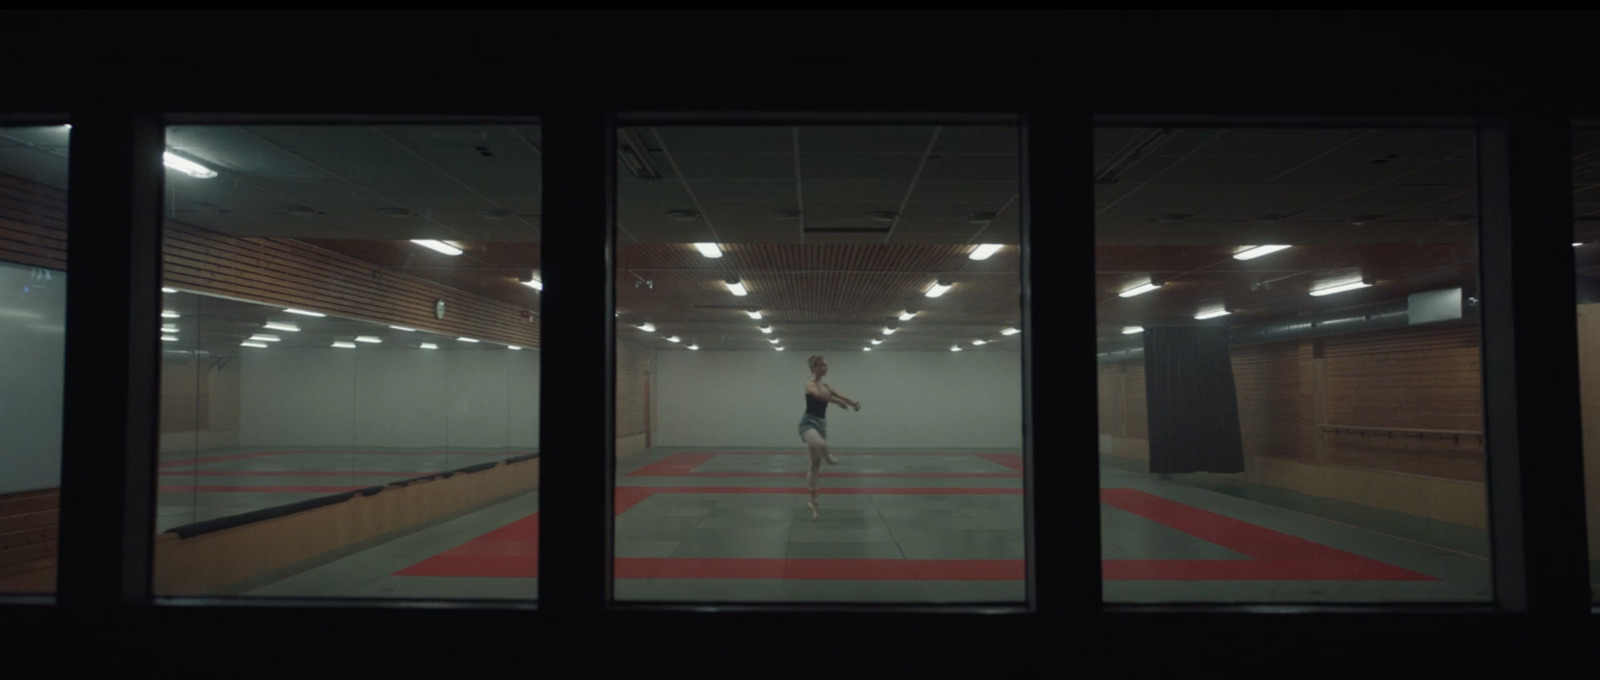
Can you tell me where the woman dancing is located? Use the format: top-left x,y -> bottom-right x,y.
800,355 -> 860,520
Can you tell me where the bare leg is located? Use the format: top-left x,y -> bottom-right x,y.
803,429 -> 828,520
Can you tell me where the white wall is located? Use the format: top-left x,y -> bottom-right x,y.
241,347 -> 539,449
0,262 -> 66,494
655,349 -> 1023,449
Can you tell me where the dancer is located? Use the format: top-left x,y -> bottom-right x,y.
799,355 -> 860,520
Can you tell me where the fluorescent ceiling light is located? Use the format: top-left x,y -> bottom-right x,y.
1575,243 -> 1584,247
863,347 -> 872,351
759,325 -> 771,334
521,277 -> 543,291
411,239 -> 463,256
925,280 -> 952,298
389,325 -> 416,332
969,244 -> 1002,260
420,343 -> 438,349
774,346 -> 784,351
951,345 -> 963,352
898,310 -> 918,321
1309,280 -> 1372,297
284,308 -> 325,317
240,341 -> 269,348
747,309 -> 763,319
688,344 -> 699,350
457,337 -> 479,343
161,311 -> 180,319
972,339 -> 987,346
638,323 -> 656,332
1001,327 -> 1020,335
1194,309 -> 1231,320
508,345 -> 522,350
882,326 -> 897,335
163,151 -> 217,179
871,339 -> 883,345
355,336 -> 382,343
694,243 -> 723,258
161,335 -> 179,342
248,334 -> 281,342
725,278 -> 748,296
263,322 -> 300,332
162,325 -> 178,334
162,287 -> 177,293
1122,326 -> 1144,335
1233,245 -> 1292,261
1118,282 -> 1162,298
768,338 -> 780,344
332,341 -> 357,348
666,335 -> 681,343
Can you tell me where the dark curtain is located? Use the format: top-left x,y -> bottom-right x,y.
1142,326 -> 1245,474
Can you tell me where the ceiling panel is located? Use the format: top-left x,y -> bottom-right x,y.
799,154 -> 924,181
799,126 -> 937,153
672,152 -> 794,180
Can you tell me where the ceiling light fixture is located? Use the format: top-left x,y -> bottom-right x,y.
688,343 -> 699,350
725,278 -> 748,296
162,151 -> 217,179
284,308 -> 326,317
508,345 -> 522,350
925,280 -> 952,298
161,311 -> 180,319
1122,326 -> 1144,335
1309,280 -> 1372,297
767,338 -> 780,344
667,210 -> 702,222
162,287 -> 177,294
871,339 -> 883,345
332,341 -> 357,349
355,336 -> 382,343
882,326 -> 897,335
411,239 -> 463,256
162,325 -> 178,334
694,243 -> 723,258
866,211 -> 898,222
1233,245 -> 1292,261
263,322 -> 300,332
241,341 -> 269,348
972,339 -> 987,346
1000,327 -> 1020,335
457,337 -> 479,343
1194,308 -> 1231,320
863,347 -> 871,352
638,323 -> 656,332
969,244 -> 1003,260
759,324 -> 772,334
617,128 -> 664,180
747,309 -> 763,319
951,345 -> 963,352
775,346 -> 785,351
666,335 -> 681,343
248,334 -> 281,342
520,273 -> 543,291
898,310 -> 918,321
389,326 -> 416,332
161,335 -> 179,342
420,343 -> 438,349
1118,282 -> 1162,298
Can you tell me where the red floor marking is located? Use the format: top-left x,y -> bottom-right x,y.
666,451 -> 1018,456
157,485 -> 370,494
617,486 -> 1022,495
158,449 -> 526,468
626,452 -> 1021,478
393,486 -> 1437,583
158,470 -> 441,477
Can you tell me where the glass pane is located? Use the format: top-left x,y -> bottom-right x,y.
1094,126 -> 1491,603
1573,124 -> 1600,602
0,125 -> 69,595
612,124 -> 1026,604
154,124 -> 541,599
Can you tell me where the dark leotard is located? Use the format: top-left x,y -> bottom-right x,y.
805,393 -> 829,418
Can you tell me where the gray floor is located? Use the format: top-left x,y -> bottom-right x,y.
232,447 -> 1494,604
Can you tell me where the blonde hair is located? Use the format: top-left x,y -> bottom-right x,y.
807,355 -> 825,373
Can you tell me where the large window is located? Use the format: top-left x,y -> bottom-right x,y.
1573,123 -> 1600,603
610,124 -> 1026,603
0,125 -> 69,595
1094,127 -> 1491,603
154,124 -> 542,599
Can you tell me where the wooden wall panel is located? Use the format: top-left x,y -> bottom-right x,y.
0,174 -> 66,271
1231,342 -> 1311,461
1321,325 -> 1485,481
616,339 -> 653,439
0,488 -> 58,592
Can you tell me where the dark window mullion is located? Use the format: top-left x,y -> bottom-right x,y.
537,105 -> 617,614
57,107 -> 163,607
1478,112 -> 1592,614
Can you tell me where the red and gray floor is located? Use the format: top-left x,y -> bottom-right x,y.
172,447 -> 1491,603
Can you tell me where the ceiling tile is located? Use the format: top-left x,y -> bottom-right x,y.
685,180 -> 795,202
800,179 -> 910,202
653,127 -> 792,153
295,148 -> 448,178
933,127 -> 1020,154
910,179 -> 1018,203
799,126 -> 938,153
244,126 -> 393,150
414,150 -> 542,179
671,152 -> 793,180
917,154 -> 1018,182
799,154 -> 923,181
